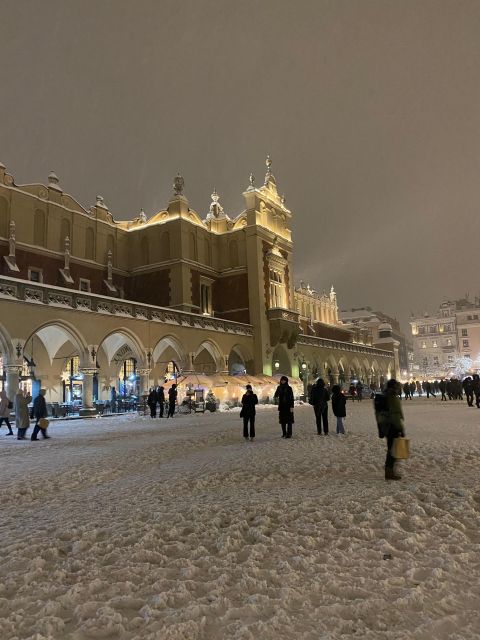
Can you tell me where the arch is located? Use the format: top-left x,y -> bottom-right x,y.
228,343 -> 254,375
141,236 -> 150,264
34,209 -> 46,247
25,319 -> 89,365
152,335 -> 187,370
193,339 -> 223,373
0,321 -> 14,362
272,344 -> 292,376
98,328 -> 147,367
160,231 -> 170,260
85,227 -> 95,260
0,197 -> 8,238
229,239 -> 239,268
59,218 -> 71,252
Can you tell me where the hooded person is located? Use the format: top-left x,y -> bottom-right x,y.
31,389 -> 50,441
15,390 -> 32,440
0,389 -> 14,435
273,375 -> 294,438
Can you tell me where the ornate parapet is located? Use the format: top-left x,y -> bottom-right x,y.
0,275 -> 254,338
297,333 -> 392,358
267,307 -> 300,349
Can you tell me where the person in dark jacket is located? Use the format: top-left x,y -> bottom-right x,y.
240,384 -> 258,441
375,379 -> 405,481
156,386 -> 165,417
274,376 -> 294,438
463,376 -> 474,406
31,389 -> 50,441
439,379 -> 447,401
309,378 -> 330,435
355,381 -> 363,401
147,387 -> 157,418
167,384 -> 177,418
331,385 -> 346,434
472,374 -> 480,408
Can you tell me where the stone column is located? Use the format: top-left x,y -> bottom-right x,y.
137,368 -> 151,396
5,365 -> 21,399
79,369 -> 97,417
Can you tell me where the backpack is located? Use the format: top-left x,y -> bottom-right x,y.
373,393 -> 389,438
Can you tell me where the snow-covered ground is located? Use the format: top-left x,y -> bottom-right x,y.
1,399 -> 480,640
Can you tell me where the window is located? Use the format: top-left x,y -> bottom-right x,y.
28,268 -> 43,283
79,278 -> 90,293
461,328 -> 468,337
448,355 -> 454,363
418,326 -> 426,335
446,338 -> 452,346
429,325 -> 437,333
432,341 -> 438,348
433,356 -> 439,365
269,268 -> 285,308
474,315 -> 479,320
422,357 -> 428,366
421,341 -> 426,349
200,282 -> 212,315
465,354 -> 472,359
463,339 -> 469,348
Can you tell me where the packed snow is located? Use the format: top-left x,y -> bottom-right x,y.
1,399 -> 480,639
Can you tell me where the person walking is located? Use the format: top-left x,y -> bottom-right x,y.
348,383 -> 356,402
167,384 -> 177,418
355,381 -> 363,401
156,386 -> 165,417
0,389 -> 14,435
463,376 -> 474,407
31,389 -> 50,440
409,381 -> 416,398
472,374 -> 480,408
274,376 -> 294,438
331,385 -> 346,434
439,379 -> 448,401
147,387 -> 157,418
309,378 -> 330,435
240,384 -> 258,441
15,389 -> 31,440
403,382 -> 411,400
375,379 -> 405,481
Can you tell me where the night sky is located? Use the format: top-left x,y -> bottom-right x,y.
1,0 -> 479,329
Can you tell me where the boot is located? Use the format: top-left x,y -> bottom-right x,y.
385,468 -> 401,481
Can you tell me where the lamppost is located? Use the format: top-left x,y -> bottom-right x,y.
301,358 -> 308,401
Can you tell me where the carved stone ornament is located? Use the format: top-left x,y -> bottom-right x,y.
173,173 -> 184,196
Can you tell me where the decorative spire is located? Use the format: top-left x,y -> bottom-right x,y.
96,195 -> 107,208
48,171 -> 61,190
64,236 -> 71,272
173,173 -> 185,196
248,172 -> 255,190
139,208 -> 147,223
281,194 -> 286,205
264,154 -> 276,186
8,220 -> 15,257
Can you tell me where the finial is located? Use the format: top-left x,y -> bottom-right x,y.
248,173 -> 255,189
139,208 -> 147,223
211,188 -> 219,203
173,173 -> 184,196
281,194 -> 286,205
96,195 -> 105,207
207,188 -> 226,219
8,220 -> 16,257
48,171 -> 61,189
264,154 -> 276,186
266,155 -> 272,171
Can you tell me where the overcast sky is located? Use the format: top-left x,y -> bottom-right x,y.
1,0 -> 479,329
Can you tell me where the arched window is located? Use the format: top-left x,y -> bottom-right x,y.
160,231 -> 170,260
229,239 -> 239,268
189,232 -> 197,261
0,197 -> 8,238
33,209 -> 46,247
141,236 -> 149,264
85,227 -> 95,260
59,218 -> 70,251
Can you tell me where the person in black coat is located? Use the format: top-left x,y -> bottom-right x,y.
240,384 -> 258,441
274,375 -> 294,438
147,388 -> 157,418
167,384 -> 177,418
309,378 -> 330,435
331,385 -> 346,434
31,389 -> 50,441
156,386 -> 165,417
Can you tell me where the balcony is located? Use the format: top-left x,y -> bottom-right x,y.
267,307 -> 300,348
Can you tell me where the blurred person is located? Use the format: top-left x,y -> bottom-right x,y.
31,389 -> 50,440
240,384 -> 258,441
156,385 -> 165,417
375,379 -> 405,481
167,384 -> 177,418
147,387 -> 157,418
309,378 -> 330,435
15,389 -> 31,440
331,385 -> 346,434
0,389 -> 14,435
274,376 -> 294,438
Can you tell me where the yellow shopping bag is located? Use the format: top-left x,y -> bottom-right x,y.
392,437 -> 410,459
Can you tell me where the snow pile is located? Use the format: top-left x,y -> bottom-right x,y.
1,399 -> 480,639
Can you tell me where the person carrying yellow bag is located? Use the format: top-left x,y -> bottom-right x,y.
375,379 -> 407,481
